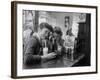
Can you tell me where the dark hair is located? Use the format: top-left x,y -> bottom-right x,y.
66,28 -> 73,36
39,22 -> 53,32
54,27 -> 62,36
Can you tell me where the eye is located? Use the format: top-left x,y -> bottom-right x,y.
45,30 -> 48,34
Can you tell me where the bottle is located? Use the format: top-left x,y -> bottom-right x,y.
53,38 -> 57,52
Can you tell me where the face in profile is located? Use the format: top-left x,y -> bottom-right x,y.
54,32 -> 61,39
41,28 -> 50,39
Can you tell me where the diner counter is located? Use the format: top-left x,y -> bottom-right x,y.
23,53 -> 85,69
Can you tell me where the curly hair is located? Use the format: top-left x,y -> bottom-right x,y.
54,26 -> 62,36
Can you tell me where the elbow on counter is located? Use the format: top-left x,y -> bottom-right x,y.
24,53 -> 42,66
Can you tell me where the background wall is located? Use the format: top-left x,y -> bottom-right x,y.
39,11 -> 73,35
51,12 -> 73,35
0,0 -> 99,80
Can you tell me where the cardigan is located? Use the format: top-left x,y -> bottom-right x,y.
24,34 -> 42,65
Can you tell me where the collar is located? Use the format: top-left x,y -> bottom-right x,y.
33,32 -> 41,41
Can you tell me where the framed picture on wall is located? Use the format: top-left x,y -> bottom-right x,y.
11,1 -> 98,78
78,13 -> 86,22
